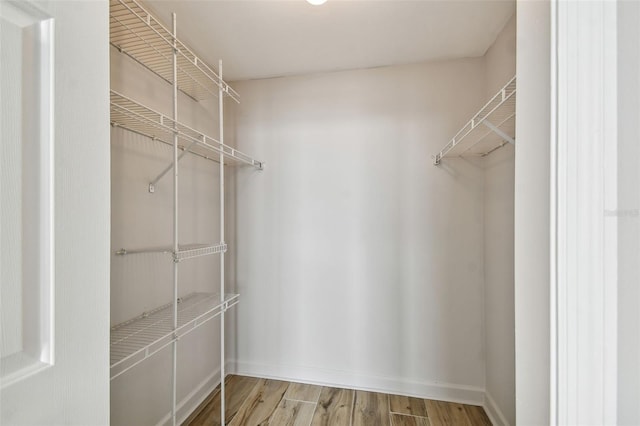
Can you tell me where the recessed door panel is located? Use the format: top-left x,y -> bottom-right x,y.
0,0 -> 54,388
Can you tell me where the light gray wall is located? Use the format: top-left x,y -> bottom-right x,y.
514,1 -> 551,424
228,59 -> 489,399
483,14 -> 516,426
617,1 -> 640,424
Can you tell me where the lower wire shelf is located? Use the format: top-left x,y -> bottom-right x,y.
110,292 -> 239,380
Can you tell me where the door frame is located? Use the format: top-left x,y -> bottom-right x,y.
551,0 -> 619,424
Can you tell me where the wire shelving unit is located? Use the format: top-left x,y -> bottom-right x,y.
434,76 -> 516,165
109,0 -> 262,425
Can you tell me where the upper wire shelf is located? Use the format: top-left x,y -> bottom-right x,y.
110,292 -> 239,380
110,0 -> 239,103
115,243 -> 227,262
110,90 -> 263,169
434,76 -> 516,164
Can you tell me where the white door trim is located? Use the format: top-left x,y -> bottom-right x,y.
551,0 -> 619,424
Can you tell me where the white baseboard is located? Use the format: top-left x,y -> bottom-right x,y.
154,361 -> 235,426
483,391 -> 510,426
228,360 -> 485,406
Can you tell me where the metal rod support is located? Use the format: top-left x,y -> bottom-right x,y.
150,139 -> 198,189
481,119 -> 515,145
219,58 -> 226,426
171,12 -> 178,426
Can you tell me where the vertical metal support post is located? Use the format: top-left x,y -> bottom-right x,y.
219,60 -> 226,426
171,12 -> 179,426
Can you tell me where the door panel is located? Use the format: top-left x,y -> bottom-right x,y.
0,1 -> 110,424
1,0 -> 54,389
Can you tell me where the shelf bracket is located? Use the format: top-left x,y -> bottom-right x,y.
148,139 -> 199,192
481,119 -> 515,145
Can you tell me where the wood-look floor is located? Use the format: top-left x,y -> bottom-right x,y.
183,375 -> 492,426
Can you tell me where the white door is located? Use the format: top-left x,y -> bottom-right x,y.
0,1 -> 110,424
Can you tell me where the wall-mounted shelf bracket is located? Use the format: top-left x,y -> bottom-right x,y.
150,138 -> 201,190
481,119 -> 515,145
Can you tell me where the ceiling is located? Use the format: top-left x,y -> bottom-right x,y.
146,0 -> 515,82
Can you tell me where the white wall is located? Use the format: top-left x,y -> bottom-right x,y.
617,1 -> 640,423
110,47 -> 229,425
228,60 -> 489,402
482,14 -> 516,426
514,1 -> 551,424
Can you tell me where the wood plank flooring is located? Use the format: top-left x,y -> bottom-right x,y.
184,375 -> 492,426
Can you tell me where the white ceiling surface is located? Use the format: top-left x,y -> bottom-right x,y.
146,0 -> 515,82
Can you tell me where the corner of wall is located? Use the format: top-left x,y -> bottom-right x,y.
514,1 -> 552,424
481,9 -> 517,426
484,391 -> 512,426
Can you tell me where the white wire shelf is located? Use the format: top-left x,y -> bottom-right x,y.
109,0 -> 239,103
434,76 -> 516,164
175,244 -> 227,261
115,243 -> 227,262
110,90 -> 263,170
110,292 -> 239,380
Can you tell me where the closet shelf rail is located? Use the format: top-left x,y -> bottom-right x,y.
115,243 -> 227,262
110,292 -> 239,380
110,0 -> 239,102
434,76 -> 516,165
110,91 -> 264,174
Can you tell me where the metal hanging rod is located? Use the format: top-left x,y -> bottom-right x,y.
434,75 -> 516,165
110,123 -> 222,165
110,0 -> 240,103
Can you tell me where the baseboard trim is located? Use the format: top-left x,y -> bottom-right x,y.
155,361 -> 235,426
228,360 -> 485,406
483,391 -> 510,426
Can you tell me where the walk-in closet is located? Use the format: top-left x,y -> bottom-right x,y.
107,0 -> 517,425
4,0 -> 639,425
